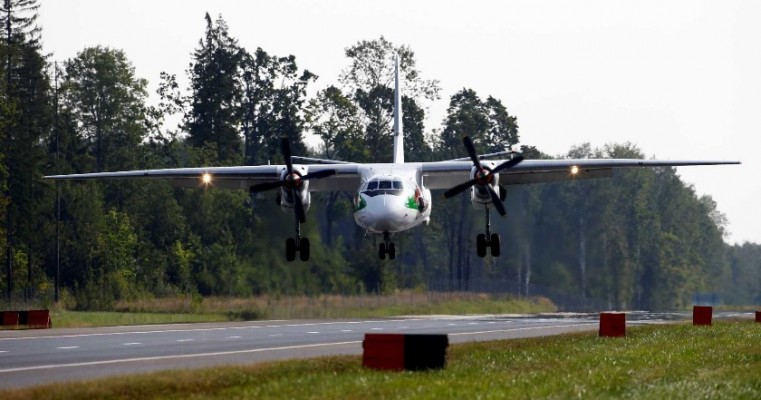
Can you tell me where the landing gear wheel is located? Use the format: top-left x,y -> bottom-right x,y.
388,243 -> 396,260
490,233 -> 501,257
379,243 -> 386,260
299,237 -> 310,261
285,237 -> 297,261
476,233 -> 487,258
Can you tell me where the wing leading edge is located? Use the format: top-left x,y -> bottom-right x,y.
44,164 -> 363,192
45,158 -> 739,192
420,159 -> 741,190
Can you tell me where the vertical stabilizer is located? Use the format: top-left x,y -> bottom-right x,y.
392,54 -> 404,164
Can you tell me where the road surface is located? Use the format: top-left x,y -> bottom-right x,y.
0,311 -> 749,389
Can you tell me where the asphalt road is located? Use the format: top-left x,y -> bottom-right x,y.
0,312 -> 751,389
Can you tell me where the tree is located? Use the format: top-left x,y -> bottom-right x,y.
239,50 -> 315,165
186,13 -> 244,164
339,36 -> 439,163
0,0 -> 49,301
61,46 -> 148,173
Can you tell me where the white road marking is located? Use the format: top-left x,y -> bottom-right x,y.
0,319 -> 426,342
228,336 -> 241,339
0,350 -> 8,353
307,332 -> 320,334
268,334 -> 283,337
56,346 -> 79,350
370,328 -> 383,331
0,341 -> 363,374
176,339 -> 193,343
122,343 -> 141,346
340,330 -> 353,333
447,323 -> 456,326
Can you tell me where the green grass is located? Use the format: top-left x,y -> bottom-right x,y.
50,310 -> 230,328
3,321 -> 760,399
35,293 -> 556,328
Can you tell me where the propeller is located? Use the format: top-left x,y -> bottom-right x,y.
443,136 -> 524,216
250,137 -> 336,223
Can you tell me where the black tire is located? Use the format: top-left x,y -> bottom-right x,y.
299,237 -> 310,261
285,237 -> 296,261
476,233 -> 487,258
490,233 -> 501,257
388,243 -> 396,260
379,243 -> 386,260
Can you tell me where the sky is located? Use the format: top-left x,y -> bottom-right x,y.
38,1 -> 761,244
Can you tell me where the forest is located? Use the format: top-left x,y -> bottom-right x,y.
1,1 -> 759,312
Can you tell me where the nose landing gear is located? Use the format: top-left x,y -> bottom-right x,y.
378,231 -> 396,260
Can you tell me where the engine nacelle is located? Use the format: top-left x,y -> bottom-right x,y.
469,164 -> 501,208
277,165 -> 311,214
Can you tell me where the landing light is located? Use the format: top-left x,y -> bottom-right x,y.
570,166 -> 579,175
201,173 -> 212,185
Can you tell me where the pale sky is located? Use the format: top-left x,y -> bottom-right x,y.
39,1 -> 760,244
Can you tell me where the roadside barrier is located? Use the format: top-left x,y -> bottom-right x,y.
693,306 -> 712,326
0,309 -> 51,329
363,333 -> 448,371
1,311 -> 20,327
26,310 -> 52,329
599,312 -> 626,337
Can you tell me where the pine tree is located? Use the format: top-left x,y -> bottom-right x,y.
186,13 -> 243,164
0,0 -> 49,301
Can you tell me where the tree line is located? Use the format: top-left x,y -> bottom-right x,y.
1,2 -> 758,310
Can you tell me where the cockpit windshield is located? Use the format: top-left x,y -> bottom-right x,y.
362,178 -> 405,196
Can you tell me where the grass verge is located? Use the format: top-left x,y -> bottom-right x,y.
36,292 -> 556,328
3,321 -> 759,399
50,310 -> 230,328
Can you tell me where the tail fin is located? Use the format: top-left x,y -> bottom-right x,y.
392,54 -> 404,164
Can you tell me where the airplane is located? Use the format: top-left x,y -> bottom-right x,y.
45,57 -> 740,262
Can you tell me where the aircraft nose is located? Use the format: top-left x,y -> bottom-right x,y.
362,196 -> 410,232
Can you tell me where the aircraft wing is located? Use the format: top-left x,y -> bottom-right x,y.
420,159 -> 740,190
44,164 -> 363,192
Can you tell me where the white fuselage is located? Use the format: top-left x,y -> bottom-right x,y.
353,164 -> 432,234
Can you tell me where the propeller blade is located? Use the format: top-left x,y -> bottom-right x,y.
443,178 -> 478,199
292,188 -> 306,224
302,169 -> 336,180
462,136 -> 483,170
280,137 -> 293,173
250,181 -> 284,193
487,184 -> 507,216
490,154 -> 524,175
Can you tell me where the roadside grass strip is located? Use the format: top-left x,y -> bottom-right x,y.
2,321 -> 759,399
47,295 -> 555,328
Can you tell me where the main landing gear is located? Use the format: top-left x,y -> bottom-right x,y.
285,216 -> 310,262
379,231 -> 396,260
476,205 -> 501,258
